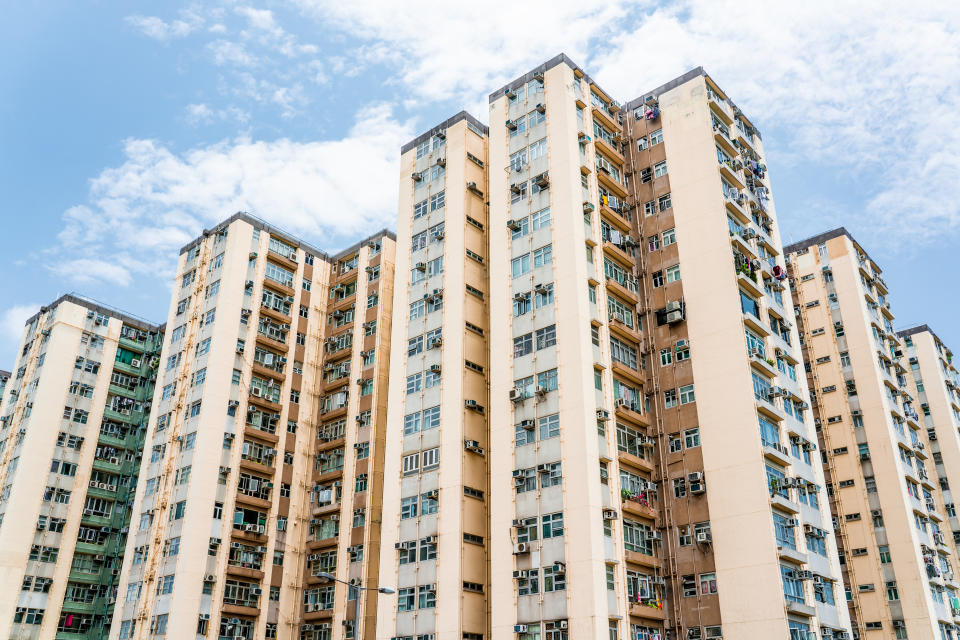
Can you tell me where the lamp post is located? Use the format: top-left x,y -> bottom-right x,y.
315,572 -> 394,640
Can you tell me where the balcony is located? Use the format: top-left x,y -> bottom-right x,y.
713,124 -> 738,157
596,165 -> 628,199
763,442 -> 793,467
591,104 -> 619,132
736,267 -> 765,299
718,160 -> 745,190
628,597 -> 666,621
730,230 -> 758,259
600,197 -> 632,228
707,89 -> 731,122
621,490 -> 658,521
118,335 -> 148,354
255,331 -> 289,353
594,134 -> 624,167
615,399 -> 648,427
245,423 -> 280,444
748,350 -> 779,378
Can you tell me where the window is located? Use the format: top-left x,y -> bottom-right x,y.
699,572 -> 717,595
650,129 -> 663,145
533,244 -> 553,268
679,384 -> 695,405
542,512 -> 564,538
654,161 -> 668,178
418,585 -> 436,609
664,388 -> 677,409
398,588 -> 415,611
539,414 -> 560,440
512,254 -> 531,278
684,428 -> 700,448
401,497 -> 418,520
665,264 -> 681,283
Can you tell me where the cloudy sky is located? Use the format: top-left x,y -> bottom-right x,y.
1,1 -> 958,366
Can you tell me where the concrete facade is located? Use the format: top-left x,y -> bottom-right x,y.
0,296 -> 163,639
377,113 -> 491,640
787,230 -> 960,639
108,213 -> 395,640
377,55 -> 852,640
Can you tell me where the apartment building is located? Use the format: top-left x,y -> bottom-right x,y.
303,228 -> 396,640
786,229 -> 960,639
0,294 -> 163,639
109,213 -> 396,640
900,327 -> 960,619
486,57 -> 851,640
376,112 -> 491,640
374,55 -> 851,640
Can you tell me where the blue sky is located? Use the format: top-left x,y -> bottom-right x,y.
1,1 -> 958,366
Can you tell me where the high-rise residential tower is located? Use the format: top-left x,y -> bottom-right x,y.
786,229 -> 960,639
109,213 -> 396,640
377,112 -> 491,640
898,327 -> 960,577
0,295 -> 163,639
378,54 -> 851,640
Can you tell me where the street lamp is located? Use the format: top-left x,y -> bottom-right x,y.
315,572 -> 394,639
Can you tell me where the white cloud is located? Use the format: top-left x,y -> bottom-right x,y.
185,103 -> 251,125
1,303 -> 40,357
50,259 -> 134,287
293,0 -> 636,105
208,39 -> 257,67
50,105 -> 413,290
587,0 -> 960,245
126,9 -> 204,41
185,103 -> 216,124
236,6 -> 282,35
296,0 -> 960,246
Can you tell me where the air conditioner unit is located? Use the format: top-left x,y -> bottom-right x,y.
695,531 -> 712,544
665,300 -> 682,313
509,387 -> 525,403
513,542 -> 529,554
425,489 -> 439,499
519,419 -> 535,430
602,508 -> 618,520
535,386 -> 547,397
514,626 -> 529,634
557,621 -> 568,630
537,463 -> 550,473
512,570 -> 530,579
251,387 -> 262,397
507,219 -> 522,231
464,440 -> 483,454
614,398 -> 627,408
666,310 -> 683,324
552,561 -> 566,573
596,409 -> 610,421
